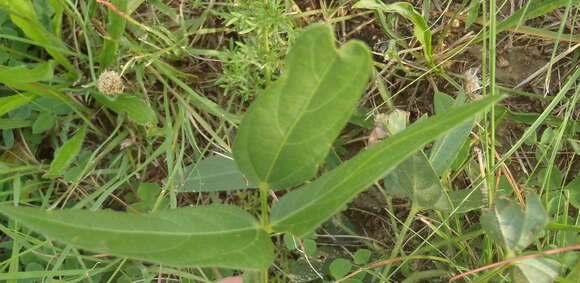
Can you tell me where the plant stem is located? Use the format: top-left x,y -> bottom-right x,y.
381,205 -> 419,279
260,269 -> 269,283
259,182 -> 270,229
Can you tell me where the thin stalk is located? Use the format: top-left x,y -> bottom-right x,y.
381,205 -> 419,279
486,0 -> 497,207
260,270 -> 269,283
259,182 -> 270,229
257,177 -> 270,283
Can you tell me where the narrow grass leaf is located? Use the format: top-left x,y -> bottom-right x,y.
270,95 -> 503,236
176,155 -> 250,192
0,93 -> 38,116
93,92 -> 157,126
353,0 -> 433,65
480,193 -> 548,253
465,0 -> 481,29
496,0 -> 578,34
0,205 -> 274,270
153,62 -> 241,124
234,24 -> 372,189
0,62 -> 87,115
0,61 -> 54,85
43,126 -> 86,178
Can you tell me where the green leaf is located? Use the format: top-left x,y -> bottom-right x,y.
353,0 -> 433,65
32,112 -> 55,134
447,189 -> 485,213
0,118 -> 32,129
565,177 -> 580,209
2,129 -> 14,147
303,239 -> 317,257
0,0 -> 76,75
481,193 -> 548,253
234,24 -> 372,189
0,63 -> 88,114
92,93 -> 157,126
429,93 -> 475,175
433,92 -> 454,114
63,151 -> 92,183
98,0 -> 128,69
175,155 -> 249,192
270,95 -> 503,236
330,258 -> 352,279
465,0 -> 481,29
353,249 -> 371,265
43,126 -> 86,178
30,97 -> 74,115
512,257 -> 561,283
0,205 -> 274,270
131,183 -> 169,212
0,93 -> 38,116
0,61 -> 54,86
387,151 -> 485,213
384,152 -> 450,210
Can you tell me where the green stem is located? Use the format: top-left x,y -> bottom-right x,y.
260,269 -> 269,283
381,205 -> 419,279
259,182 -> 270,229
259,182 -> 270,282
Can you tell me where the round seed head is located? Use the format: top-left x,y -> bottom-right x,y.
97,71 -> 125,95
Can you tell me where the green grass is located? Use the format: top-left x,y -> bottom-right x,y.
0,0 -> 578,282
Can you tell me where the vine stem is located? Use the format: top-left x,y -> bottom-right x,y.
259,182 -> 270,228
381,205 -> 420,279
258,182 -> 270,283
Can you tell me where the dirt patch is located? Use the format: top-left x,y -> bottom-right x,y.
465,44 -> 548,87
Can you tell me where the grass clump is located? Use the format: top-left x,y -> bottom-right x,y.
216,0 -> 296,100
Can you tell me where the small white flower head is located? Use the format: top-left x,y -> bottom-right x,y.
97,70 -> 125,95
464,67 -> 482,98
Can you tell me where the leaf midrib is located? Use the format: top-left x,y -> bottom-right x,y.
260,42 -> 342,183
3,209 -> 261,237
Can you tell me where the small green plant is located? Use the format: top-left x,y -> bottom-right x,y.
0,24 -> 501,281
353,0 -> 433,66
215,0 -> 295,100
